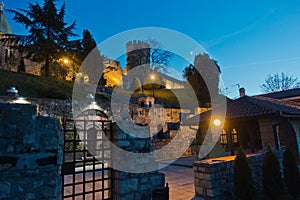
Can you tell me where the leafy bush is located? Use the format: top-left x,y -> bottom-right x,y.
233,147 -> 257,200
283,148 -> 300,198
263,148 -> 286,199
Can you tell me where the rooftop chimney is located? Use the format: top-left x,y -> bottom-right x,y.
239,87 -> 245,97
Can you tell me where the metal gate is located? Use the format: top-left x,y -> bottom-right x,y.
61,118 -> 114,200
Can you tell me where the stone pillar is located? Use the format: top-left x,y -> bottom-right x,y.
0,102 -> 63,200
112,122 -> 165,200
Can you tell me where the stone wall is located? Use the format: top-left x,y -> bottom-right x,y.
0,102 -> 63,200
151,139 -> 192,159
193,151 -> 283,200
0,96 -> 73,119
112,122 -> 166,200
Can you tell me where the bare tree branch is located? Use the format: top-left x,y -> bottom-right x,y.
260,72 -> 300,92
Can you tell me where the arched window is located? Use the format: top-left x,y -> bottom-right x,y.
232,128 -> 238,144
5,49 -> 8,63
220,129 -> 228,145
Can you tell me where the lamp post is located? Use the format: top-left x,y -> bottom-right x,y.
150,74 -> 155,98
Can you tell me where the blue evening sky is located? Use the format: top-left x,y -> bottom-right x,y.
4,0 -> 300,99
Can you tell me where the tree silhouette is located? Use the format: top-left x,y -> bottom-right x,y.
146,38 -> 172,72
260,72 -> 300,92
8,0 -> 76,77
77,29 -> 104,85
233,147 -> 257,200
283,148 -> 300,198
262,148 -> 285,199
81,29 -> 97,60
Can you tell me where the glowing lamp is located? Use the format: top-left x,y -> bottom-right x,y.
213,119 -> 221,126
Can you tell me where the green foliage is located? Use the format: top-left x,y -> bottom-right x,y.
0,69 -> 72,99
75,29 -> 105,85
263,148 -> 286,199
81,29 -> 97,60
8,0 -> 76,77
233,147 -> 257,200
283,148 -> 300,198
41,61 -> 70,80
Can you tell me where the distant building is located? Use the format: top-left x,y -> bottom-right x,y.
0,5 -> 19,71
0,5 -> 41,75
185,87 -> 300,161
102,58 -> 122,87
126,40 -> 150,71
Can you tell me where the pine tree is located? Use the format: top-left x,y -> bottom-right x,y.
78,29 -> 103,85
233,147 -> 257,200
8,0 -> 76,77
263,148 -> 285,199
81,30 -> 97,60
283,148 -> 300,198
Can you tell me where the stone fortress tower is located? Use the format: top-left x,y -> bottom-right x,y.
126,40 -> 150,71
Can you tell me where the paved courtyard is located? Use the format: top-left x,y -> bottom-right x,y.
63,157 -> 196,200
159,157 -> 195,200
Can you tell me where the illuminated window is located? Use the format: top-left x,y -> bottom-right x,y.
220,129 -> 228,144
232,128 -> 238,144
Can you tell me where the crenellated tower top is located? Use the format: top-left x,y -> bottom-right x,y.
126,40 -> 150,53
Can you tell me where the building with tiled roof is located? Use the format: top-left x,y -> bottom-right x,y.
0,3 -> 47,75
257,87 -> 300,102
184,88 -> 300,160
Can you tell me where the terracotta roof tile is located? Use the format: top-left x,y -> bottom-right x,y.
183,95 -> 300,126
258,88 -> 300,99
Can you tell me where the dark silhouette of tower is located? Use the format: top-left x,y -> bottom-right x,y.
126,40 -> 150,71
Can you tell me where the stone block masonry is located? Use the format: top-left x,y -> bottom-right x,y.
112,122 -> 166,200
193,151 -> 283,200
0,102 -> 63,200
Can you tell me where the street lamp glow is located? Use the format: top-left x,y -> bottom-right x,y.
150,74 -> 155,80
213,119 -> 221,126
63,59 -> 69,64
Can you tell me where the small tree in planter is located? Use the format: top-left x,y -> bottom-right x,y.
283,148 -> 300,198
233,147 -> 257,200
263,147 -> 286,199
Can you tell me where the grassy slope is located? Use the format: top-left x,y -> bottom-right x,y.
0,69 -> 73,99
115,88 -> 198,108
0,69 -> 200,107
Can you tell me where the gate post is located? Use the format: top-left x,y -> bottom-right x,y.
0,102 -> 63,200
112,122 -> 166,200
